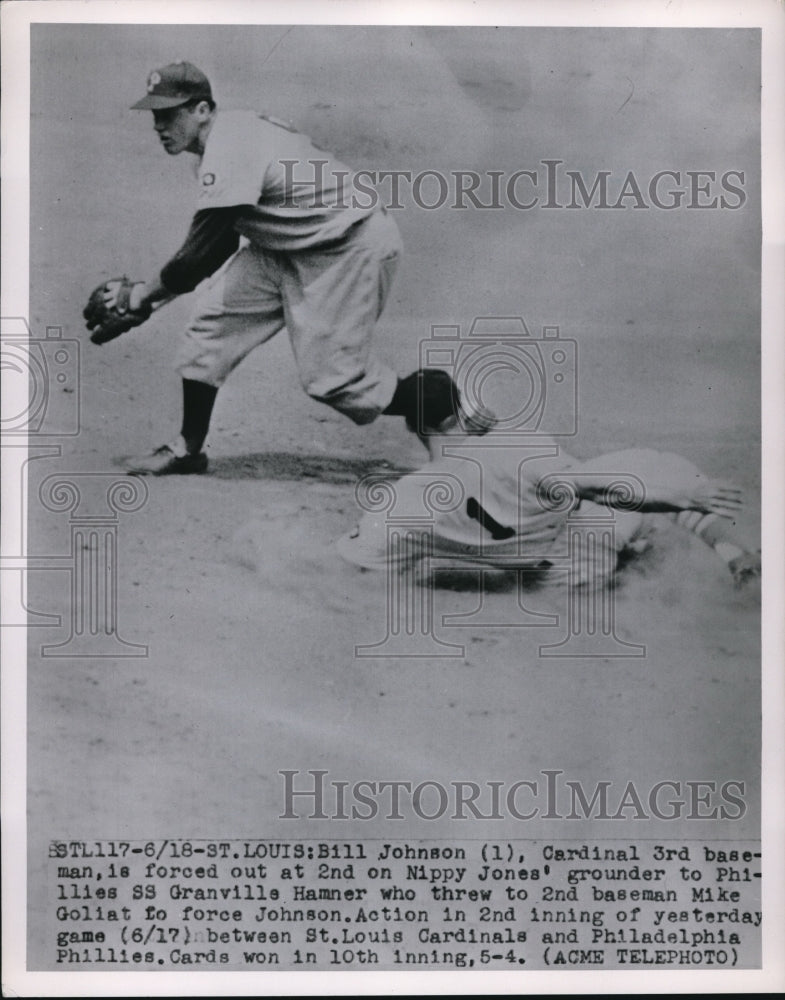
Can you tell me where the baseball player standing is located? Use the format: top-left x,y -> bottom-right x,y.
86,61 -> 438,474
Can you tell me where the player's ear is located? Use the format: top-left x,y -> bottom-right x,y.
190,99 -> 212,120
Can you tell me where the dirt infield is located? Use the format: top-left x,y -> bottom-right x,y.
26,25 -> 760,967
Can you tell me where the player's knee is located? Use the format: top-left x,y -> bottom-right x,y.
652,451 -> 705,487
588,449 -> 704,487
632,449 -> 699,474
612,509 -> 645,548
300,368 -> 361,401
573,543 -> 619,587
301,370 -> 381,423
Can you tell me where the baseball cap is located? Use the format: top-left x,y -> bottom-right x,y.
130,61 -> 213,110
390,369 -> 497,435
388,369 -> 458,434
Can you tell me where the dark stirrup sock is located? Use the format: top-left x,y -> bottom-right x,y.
180,378 -> 218,454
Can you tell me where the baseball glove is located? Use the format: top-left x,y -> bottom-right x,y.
83,277 -> 152,345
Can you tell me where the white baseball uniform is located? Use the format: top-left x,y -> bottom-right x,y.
336,439 -> 724,583
176,110 -> 402,423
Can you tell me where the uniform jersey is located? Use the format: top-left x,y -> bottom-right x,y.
195,109 -> 375,252
170,110 -> 402,424
337,433 -> 581,570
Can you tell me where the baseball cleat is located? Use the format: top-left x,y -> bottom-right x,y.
125,439 -> 208,476
728,550 -> 761,589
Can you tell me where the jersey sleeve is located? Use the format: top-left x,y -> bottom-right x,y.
195,111 -> 268,210
159,208 -> 242,294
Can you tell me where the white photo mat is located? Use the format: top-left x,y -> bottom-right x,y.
2,0 -> 783,995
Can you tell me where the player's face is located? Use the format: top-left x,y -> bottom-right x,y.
151,105 -> 203,155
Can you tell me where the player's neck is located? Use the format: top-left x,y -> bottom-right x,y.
190,112 -> 216,156
423,427 -> 468,460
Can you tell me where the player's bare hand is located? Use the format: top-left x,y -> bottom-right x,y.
687,481 -> 744,518
103,279 -> 147,313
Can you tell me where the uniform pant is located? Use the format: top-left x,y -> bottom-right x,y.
176,209 -> 402,424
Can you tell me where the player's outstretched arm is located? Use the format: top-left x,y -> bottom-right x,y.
572,474 -> 744,517
133,207 -> 244,311
569,467 -> 758,588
